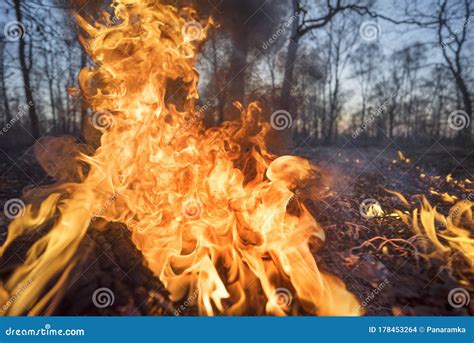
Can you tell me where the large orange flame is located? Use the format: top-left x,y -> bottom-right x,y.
0,0 -> 361,315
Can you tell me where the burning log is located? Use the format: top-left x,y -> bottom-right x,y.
0,0 -> 360,316
0,0 -> 472,317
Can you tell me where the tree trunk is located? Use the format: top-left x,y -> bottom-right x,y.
325,57 -> 340,145
389,110 -> 395,139
454,74 -> 472,139
0,40 -> 11,123
13,0 -> 40,138
80,49 -> 89,135
280,0 -> 300,111
210,36 -> 225,124
44,50 -> 56,128
48,79 -> 56,127
226,36 -> 248,119
55,76 -> 65,131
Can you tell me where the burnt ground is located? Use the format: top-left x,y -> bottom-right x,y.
296,144 -> 473,317
0,143 -> 472,316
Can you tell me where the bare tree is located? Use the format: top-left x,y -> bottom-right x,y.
13,0 -> 40,137
437,0 -> 472,139
0,39 -> 12,123
351,43 -> 382,136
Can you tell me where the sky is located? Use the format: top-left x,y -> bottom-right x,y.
1,0 -> 473,129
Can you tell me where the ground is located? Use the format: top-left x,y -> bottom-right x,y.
0,142 -> 472,315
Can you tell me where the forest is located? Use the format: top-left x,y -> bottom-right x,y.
0,0 -> 472,319
0,0 -> 472,148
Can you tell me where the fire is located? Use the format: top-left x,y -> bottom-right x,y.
388,154 -> 473,284
2,1 -> 471,317
0,0 -> 361,315
393,194 -> 473,283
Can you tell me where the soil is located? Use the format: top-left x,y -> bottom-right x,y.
0,144 -> 472,316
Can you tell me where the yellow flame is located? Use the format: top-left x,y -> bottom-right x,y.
0,0 -> 361,316
395,193 -> 473,281
397,150 -> 410,164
